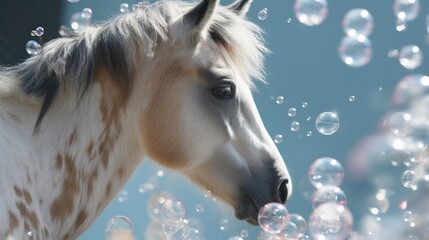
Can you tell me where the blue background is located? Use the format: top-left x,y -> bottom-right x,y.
56,0 -> 429,239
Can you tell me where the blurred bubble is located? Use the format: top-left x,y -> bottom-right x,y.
157,170 -> 164,177
403,210 -> 420,228
294,0 -> 328,26
229,237 -> 244,240
117,190 -> 128,202
138,182 -> 154,193
368,189 -> 390,215
388,49 -> 399,58
388,112 -> 412,136
274,134 -> 283,144
339,35 -> 372,67
147,192 -> 174,221
307,131 -> 313,137
160,198 -> 186,223
275,96 -> 284,104
399,45 -> 423,69
396,19 -> 408,32
71,11 -> 91,32
240,229 -> 249,238
349,95 -> 356,102
219,219 -> 229,231
82,8 -> 93,19
258,202 -> 289,234
67,0 -> 80,2
120,3 -> 130,13
25,40 -> 42,56
392,74 -> 429,107
288,108 -> 297,117
309,203 -> 353,240
278,214 -> 307,239
257,231 -> 282,240
258,8 -> 268,21
342,8 -> 374,37
315,112 -> 340,135
401,170 -> 418,190
291,121 -> 301,132
105,216 -> 134,240
309,157 -> 344,188
195,204 -> 204,213
399,200 -> 408,210
307,117 -> 311,121
312,185 -> 347,208
302,101 -> 308,108
393,0 -> 420,21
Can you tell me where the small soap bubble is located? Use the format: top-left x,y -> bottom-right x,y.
315,112 -> 340,135
290,121 -> 300,132
275,96 -> 284,104
34,27 -> 44,37
308,157 -> 344,188
117,190 -> 128,202
403,210 -> 420,228
399,45 -> 423,69
274,134 -> 283,144
157,170 -> 164,177
30,30 -> 37,36
219,219 -> 229,231
307,117 -> 311,121
258,8 -> 268,21
307,131 -> 313,137
258,202 -> 289,234
349,95 -> 356,102
70,11 -> 91,32
81,8 -> 93,19
401,170 -> 418,190
240,229 -> 249,238
288,108 -> 297,117
388,49 -> 399,58
396,19 -> 408,32
312,185 -> 347,209
339,35 -> 372,67
342,8 -> 374,37
105,216 -> 134,240
309,203 -> 353,240
120,3 -> 130,13
160,198 -> 186,222
302,101 -> 308,108
393,0 -> 420,21
138,182 -> 154,193
195,204 -> 204,213
25,40 -> 42,56
368,189 -> 390,215
388,112 -> 412,136
294,0 -> 328,26
278,214 -> 307,239
287,18 -> 292,23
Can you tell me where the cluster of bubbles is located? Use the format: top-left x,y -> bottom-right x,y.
393,0 -> 420,32
105,216 -> 135,240
70,8 -> 93,32
26,27 -> 44,56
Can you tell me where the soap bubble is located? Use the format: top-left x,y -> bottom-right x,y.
309,203 -> 353,240
392,74 -> 429,107
399,45 -> 423,69
302,101 -> 308,108
82,8 -> 93,19
71,11 -> 91,32
257,231 -> 282,240
308,157 -> 344,188
258,202 -> 289,234
396,19 -> 408,32
338,35 -> 372,67
294,0 -> 328,26
342,9 -> 374,37
104,216 -> 134,240
278,214 -> 307,239
120,3 -> 130,13
288,108 -> 297,117
312,185 -> 347,208
147,192 -> 173,221
307,131 -> 313,137
291,121 -> 300,132
25,40 -> 42,56
315,112 -> 340,135
160,198 -> 186,223
388,112 -> 412,136
117,190 -> 128,202
275,96 -> 284,104
34,27 -> 44,37
258,8 -> 268,21
401,170 -> 418,190
240,229 -> 249,238
274,134 -> 283,144
368,189 -> 390,215
195,204 -> 204,213
349,95 -> 356,102
229,237 -> 244,240
67,0 -> 80,2
220,219 -> 229,231
393,0 -> 420,22
403,210 -> 420,228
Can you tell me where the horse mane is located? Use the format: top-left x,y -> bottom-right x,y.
1,0 -> 267,130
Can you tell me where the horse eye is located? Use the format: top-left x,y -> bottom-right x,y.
211,83 -> 235,99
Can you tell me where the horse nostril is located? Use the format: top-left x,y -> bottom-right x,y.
278,179 -> 289,204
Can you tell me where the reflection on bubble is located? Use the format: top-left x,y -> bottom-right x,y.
312,185 -> 347,208
388,112 -> 412,136
342,9 -> 374,37
291,121 -> 300,132
294,0 -> 328,26
288,108 -> 297,117
339,35 -> 372,67
258,8 -> 268,21
120,3 -> 130,13
399,45 -> 423,69
25,40 -> 42,56
275,96 -> 284,104
315,112 -> 340,135
240,229 -> 249,238
71,11 -> 91,32
393,0 -> 420,21
82,8 -> 93,18
302,102 -> 308,108
309,157 -> 344,188
274,134 -> 283,144
349,95 -> 356,102
105,216 -> 134,240
309,203 -> 353,240
278,214 -> 307,239
258,203 -> 289,234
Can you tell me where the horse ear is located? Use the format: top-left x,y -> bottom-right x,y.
183,0 -> 219,39
228,0 -> 252,17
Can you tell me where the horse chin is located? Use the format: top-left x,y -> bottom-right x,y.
233,193 -> 261,225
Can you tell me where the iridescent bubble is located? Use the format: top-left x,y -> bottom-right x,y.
82,8 -> 93,19
349,95 -> 356,102
160,198 -> 186,222
294,0 -> 328,26
275,96 -> 284,104
70,11 -> 91,32
219,219 -> 229,231
258,202 -> 289,234
315,112 -> 340,135
240,229 -> 249,238
290,121 -> 300,132
278,214 -> 307,239
120,3 -> 130,13
308,157 -> 344,188
393,0 -> 420,21
288,108 -> 297,117
338,35 -> 372,67
309,203 -> 353,240
312,185 -> 347,208
25,40 -> 42,56
401,170 -> 418,190
105,216 -> 134,240
342,8 -> 374,37
34,27 -> 44,37
258,8 -> 268,21
274,134 -> 283,144
399,45 -> 423,69
388,112 -> 412,136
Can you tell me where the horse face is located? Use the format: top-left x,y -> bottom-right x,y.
139,0 -> 292,224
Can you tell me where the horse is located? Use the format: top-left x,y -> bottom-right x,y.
0,0 -> 292,239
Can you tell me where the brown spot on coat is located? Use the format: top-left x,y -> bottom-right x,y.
7,211 -> 19,234
13,186 -> 23,197
16,202 -> 39,229
68,128 -> 78,146
22,189 -> 33,205
55,153 -> 63,169
73,209 -> 87,230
